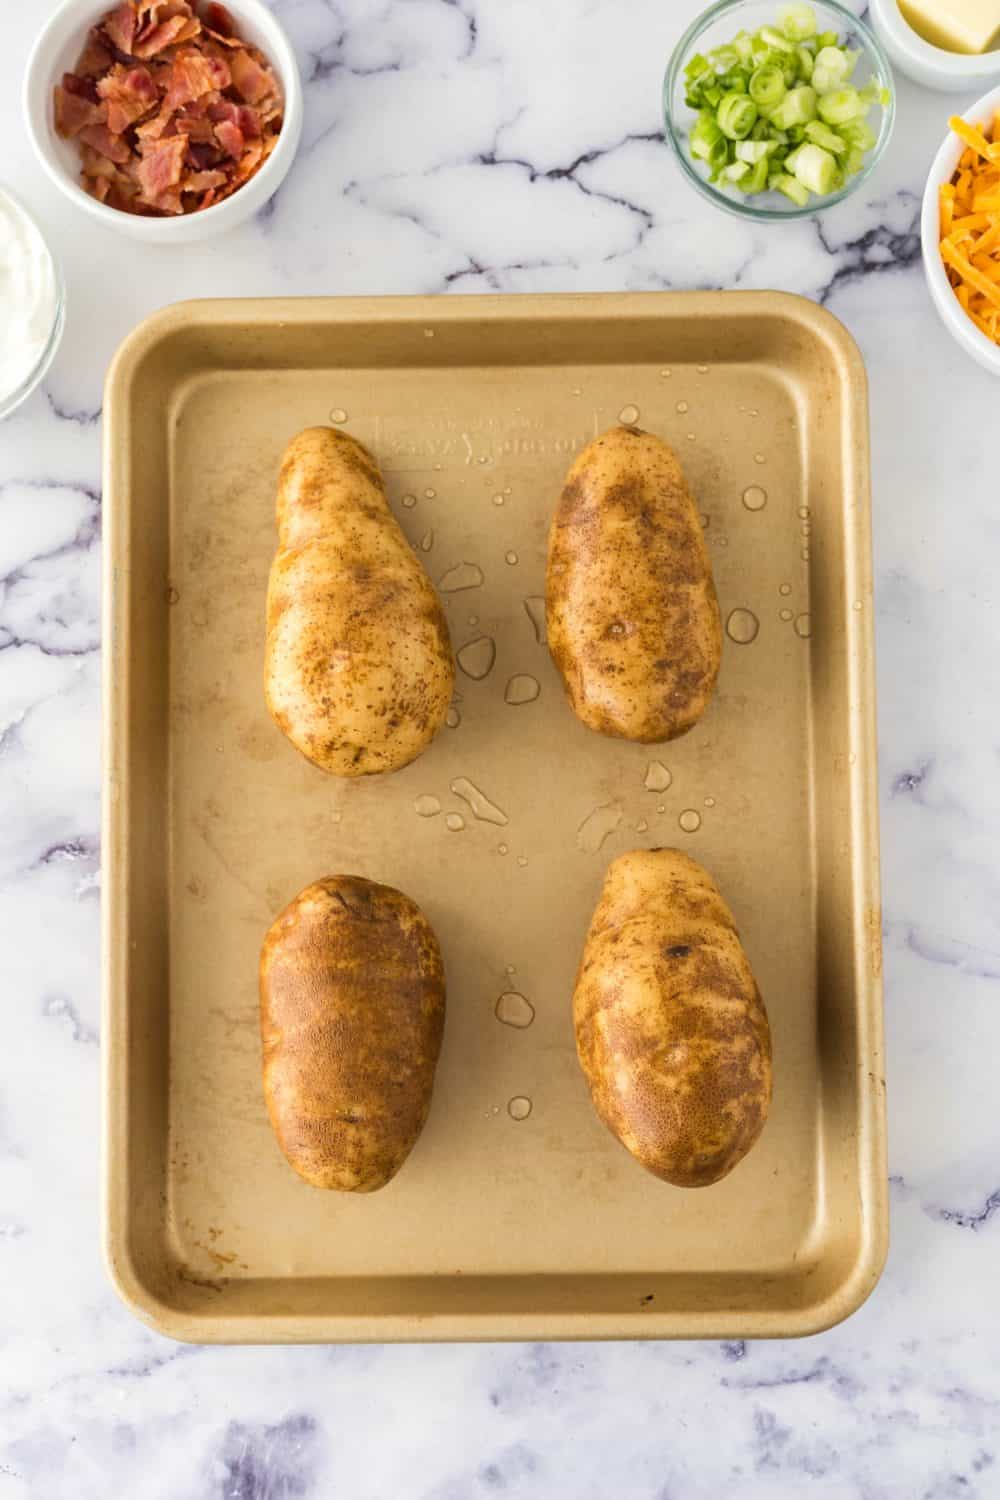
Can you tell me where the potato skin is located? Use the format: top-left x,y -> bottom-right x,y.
573,849 -> 771,1188
260,876 -> 446,1192
265,427 -> 455,776
546,425 -> 722,743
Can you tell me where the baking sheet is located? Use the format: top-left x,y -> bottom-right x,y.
102,292 -> 886,1341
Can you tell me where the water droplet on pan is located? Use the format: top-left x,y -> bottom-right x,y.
450,776 -> 508,826
495,992 -> 535,1029
679,809 -> 702,833
798,506 -> 810,520
618,403 -> 640,425
660,368 -> 672,378
696,364 -> 709,374
636,818 -> 649,833
779,608 -> 793,622
420,530 -> 434,551
704,796 -> 716,808
329,408 -> 347,424
794,613 -> 812,638
753,453 -> 766,465
492,494 -> 505,506
742,485 -> 767,512
523,596 -> 547,645
644,761 -> 672,793
505,674 -> 540,706
401,493 -> 417,509
675,400 -> 689,415
457,635 -> 496,679
497,843 -> 508,855
439,562 -> 484,593
726,608 -> 760,645
505,550 -> 518,566
445,706 -> 461,728
577,802 -> 623,853
779,583 -> 792,596
516,855 -> 528,868
423,328 -> 435,338
414,795 -> 441,817
445,812 -> 465,831
508,1096 -> 532,1121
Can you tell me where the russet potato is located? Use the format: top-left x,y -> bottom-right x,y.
573,848 -> 772,1188
260,876 -> 446,1192
546,425 -> 721,743
265,426 -> 454,776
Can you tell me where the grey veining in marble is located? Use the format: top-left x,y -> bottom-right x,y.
1,0 -> 999,1495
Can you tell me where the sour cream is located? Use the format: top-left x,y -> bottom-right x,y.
0,188 -> 60,415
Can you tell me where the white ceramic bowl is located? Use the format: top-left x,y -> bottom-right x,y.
23,0 -> 303,243
921,83 -> 1000,376
869,0 -> 1000,93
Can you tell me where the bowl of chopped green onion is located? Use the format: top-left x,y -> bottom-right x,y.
664,1 -> 895,219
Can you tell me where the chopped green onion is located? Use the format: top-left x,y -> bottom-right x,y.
733,30 -> 755,63
816,28 -> 838,47
837,117 -> 877,152
779,3 -> 818,41
817,86 -> 863,125
690,111 -> 727,165
746,157 -> 771,192
759,24 -> 796,51
768,84 -> 817,129
804,120 -> 849,154
796,44 -> 814,80
717,91 -> 759,140
749,63 -> 787,110
792,141 -> 838,194
774,172 -> 810,206
723,160 -> 752,182
735,138 -> 779,163
709,43 -> 742,71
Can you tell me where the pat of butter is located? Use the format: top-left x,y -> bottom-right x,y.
898,0 -> 1000,53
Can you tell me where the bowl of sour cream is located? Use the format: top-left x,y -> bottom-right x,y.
0,187 -> 64,421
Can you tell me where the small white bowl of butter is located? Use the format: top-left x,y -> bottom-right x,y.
870,0 -> 1000,90
0,187 -> 64,421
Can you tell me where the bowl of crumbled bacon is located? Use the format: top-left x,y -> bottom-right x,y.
25,0 -> 302,241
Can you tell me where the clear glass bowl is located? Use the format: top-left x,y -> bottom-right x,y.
663,0 -> 896,222
0,186 -> 65,421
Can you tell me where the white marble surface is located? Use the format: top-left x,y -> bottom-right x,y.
2,1 -> 1000,1495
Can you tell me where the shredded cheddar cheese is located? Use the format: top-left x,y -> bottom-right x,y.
940,115 -> 1000,347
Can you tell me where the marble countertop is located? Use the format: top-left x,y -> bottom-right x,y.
2,1 -> 999,1495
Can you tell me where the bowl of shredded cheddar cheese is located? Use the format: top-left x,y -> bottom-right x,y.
923,87 -> 1000,375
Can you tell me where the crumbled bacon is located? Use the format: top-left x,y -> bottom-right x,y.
228,48 -> 276,105
204,3 -> 236,36
77,28 -> 114,77
53,0 -> 284,217
104,3 -> 137,54
79,122 -> 133,164
54,75 -> 106,136
97,64 -> 158,133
